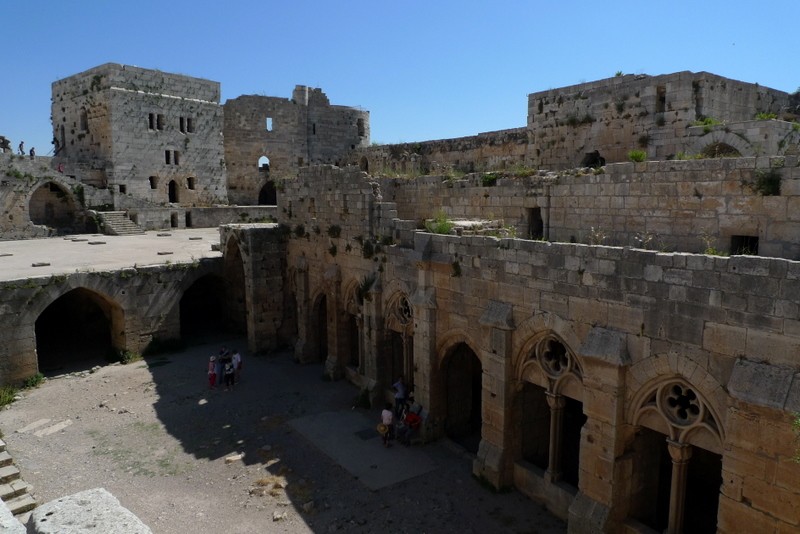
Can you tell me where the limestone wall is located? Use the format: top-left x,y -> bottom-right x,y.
352,128 -> 528,176
376,155 -> 800,260
223,87 -> 369,205
527,71 -> 790,169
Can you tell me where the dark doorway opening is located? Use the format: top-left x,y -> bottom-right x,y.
521,382 -> 550,470
628,428 -> 672,532
684,447 -> 722,534
528,207 -> 544,240
444,342 -> 482,453
180,275 -> 227,343
258,181 -> 277,205
347,314 -> 359,369
580,150 -> 605,168
561,397 -> 587,487
35,288 -> 117,374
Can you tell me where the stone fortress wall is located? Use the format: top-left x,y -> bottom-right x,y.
526,71 -> 792,168
263,162 -> 800,533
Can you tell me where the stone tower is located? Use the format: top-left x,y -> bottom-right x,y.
51,63 -> 227,209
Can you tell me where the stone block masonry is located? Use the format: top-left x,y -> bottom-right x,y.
52,63 -> 227,210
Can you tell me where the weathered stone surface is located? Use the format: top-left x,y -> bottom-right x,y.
30,487 -> 152,533
0,498 -> 25,534
728,359 -> 794,409
578,327 -> 629,366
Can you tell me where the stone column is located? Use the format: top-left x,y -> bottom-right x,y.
292,256 -> 313,362
545,392 -> 566,483
667,440 -> 692,534
323,265 -> 343,380
473,300 -> 515,488
410,265 -> 437,439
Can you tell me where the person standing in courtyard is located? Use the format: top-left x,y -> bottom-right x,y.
231,349 -> 242,383
207,355 -> 217,389
393,376 -> 407,417
223,359 -> 235,391
380,402 -> 394,447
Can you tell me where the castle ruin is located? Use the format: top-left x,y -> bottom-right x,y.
2,65 -> 800,533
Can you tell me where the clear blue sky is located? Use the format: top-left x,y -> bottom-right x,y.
2,0 -> 798,155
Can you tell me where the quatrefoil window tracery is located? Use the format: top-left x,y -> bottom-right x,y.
658,381 -> 704,427
535,337 -> 574,379
397,296 -> 413,325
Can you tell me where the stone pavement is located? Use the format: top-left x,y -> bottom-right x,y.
0,228 -> 221,281
290,410 -> 438,491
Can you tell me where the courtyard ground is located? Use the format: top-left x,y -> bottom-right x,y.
0,337 -> 566,533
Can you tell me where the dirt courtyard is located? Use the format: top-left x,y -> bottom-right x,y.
0,338 -> 566,533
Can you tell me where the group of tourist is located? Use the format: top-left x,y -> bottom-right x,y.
379,376 -> 423,447
207,347 -> 242,391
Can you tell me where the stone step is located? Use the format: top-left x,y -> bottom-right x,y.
97,211 -> 145,236
0,465 -> 20,485
4,493 -> 36,516
0,480 -> 30,501
0,451 -> 12,468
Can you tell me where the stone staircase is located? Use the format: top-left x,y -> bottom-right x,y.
96,211 -> 145,236
0,439 -> 35,518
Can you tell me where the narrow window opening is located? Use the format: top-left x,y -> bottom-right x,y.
148,113 -> 155,130
179,117 -> 186,133
118,185 -> 127,194
656,86 -> 666,114
80,108 -> 89,132
312,123 -> 316,135
266,117 -> 273,131
258,156 -> 270,173
731,235 -> 758,255
186,117 -> 194,133
186,177 -> 195,190
174,151 -> 180,166
165,150 -> 171,165
357,118 -> 365,137
149,176 -> 158,189
156,114 -> 165,131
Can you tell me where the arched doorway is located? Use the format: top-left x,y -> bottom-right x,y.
180,274 -> 227,342
35,288 -> 122,373
168,180 -> 179,203
258,181 -> 277,205
443,342 -> 482,453
359,156 -> 369,172
29,182 -> 77,233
